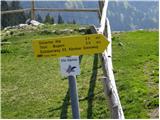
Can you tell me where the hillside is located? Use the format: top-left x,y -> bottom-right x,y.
19,0 -> 159,31
2,1 -> 158,30
1,24 -> 159,119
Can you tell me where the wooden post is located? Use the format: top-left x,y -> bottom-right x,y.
98,0 -> 105,14
1,8 -> 99,15
102,77 -> 119,118
31,0 -> 35,20
97,0 -> 125,119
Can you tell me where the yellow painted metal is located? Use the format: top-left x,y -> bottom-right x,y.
32,34 -> 109,58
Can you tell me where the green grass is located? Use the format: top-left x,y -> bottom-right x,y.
1,24 -> 159,119
112,31 -> 159,118
1,24 -> 108,119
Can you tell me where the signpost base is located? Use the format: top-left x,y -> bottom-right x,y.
68,75 -> 80,119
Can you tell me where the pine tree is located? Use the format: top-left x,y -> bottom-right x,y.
1,1 -> 26,27
57,14 -> 64,24
51,16 -> 54,24
37,14 -> 43,23
44,13 -> 50,23
10,1 -> 21,10
72,19 -> 76,24
10,1 -> 26,25
1,1 -> 9,11
1,1 -> 9,28
44,13 -> 54,24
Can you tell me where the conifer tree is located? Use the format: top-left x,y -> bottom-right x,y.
72,19 -> 76,24
1,1 -> 9,28
37,14 -> 43,23
9,1 -> 26,26
57,14 -> 64,24
44,13 -> 54,24
1,1 -> 26,28
51,16 -> 54,24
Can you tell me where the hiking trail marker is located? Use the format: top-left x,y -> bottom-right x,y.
32,33 -> 109,119
60,56 -> 80,76
32,34 -> 109,58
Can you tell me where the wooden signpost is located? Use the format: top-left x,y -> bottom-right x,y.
32,34 -> 109,119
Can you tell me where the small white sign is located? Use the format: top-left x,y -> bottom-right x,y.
60,56 -> 80,76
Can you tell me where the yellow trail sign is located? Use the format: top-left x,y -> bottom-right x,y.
32,34 -> 109,58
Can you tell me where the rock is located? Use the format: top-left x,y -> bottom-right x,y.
118,42 -> 124,46
59,29 -> 73,34
40,29 -> 52,35
52,30 -> 56,33
69,29 -> 74,33
25,19 -> 42,26
25,25 -> 33,29
55,30 -> 61,35
4,26 -> 12,31
19,24 -> 28,28
25,19 -> 31,24
78,27 -> 86,32
6,30 -> 10,34
30,20 -> 41,26
80,32 -> 85,35
89,25 -> 97,33
24,25 -> 37,31
12,25 -> 18,29
85,29 -> 92,34
5,31 -> 11,36
78,27 -> 91,34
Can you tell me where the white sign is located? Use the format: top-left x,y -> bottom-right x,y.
60,56 -> 80,76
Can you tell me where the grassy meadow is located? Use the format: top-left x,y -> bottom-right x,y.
1,24 -> 159,118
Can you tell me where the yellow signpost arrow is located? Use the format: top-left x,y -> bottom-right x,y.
32,34 -> 109,58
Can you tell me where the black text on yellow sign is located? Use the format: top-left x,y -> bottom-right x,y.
32,34 -> 109,58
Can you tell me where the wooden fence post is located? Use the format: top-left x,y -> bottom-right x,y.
31,0 -> 35,20
97,0 -> 125,119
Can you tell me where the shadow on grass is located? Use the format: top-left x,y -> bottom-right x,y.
48,89 -> 70,118
60,89 -> 70,118
79,55 -> 83,64
87,54 -> 98,118
48,55 -> 97,118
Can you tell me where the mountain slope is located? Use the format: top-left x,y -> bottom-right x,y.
108,1 -> 159,31
19,0 -> 159,31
